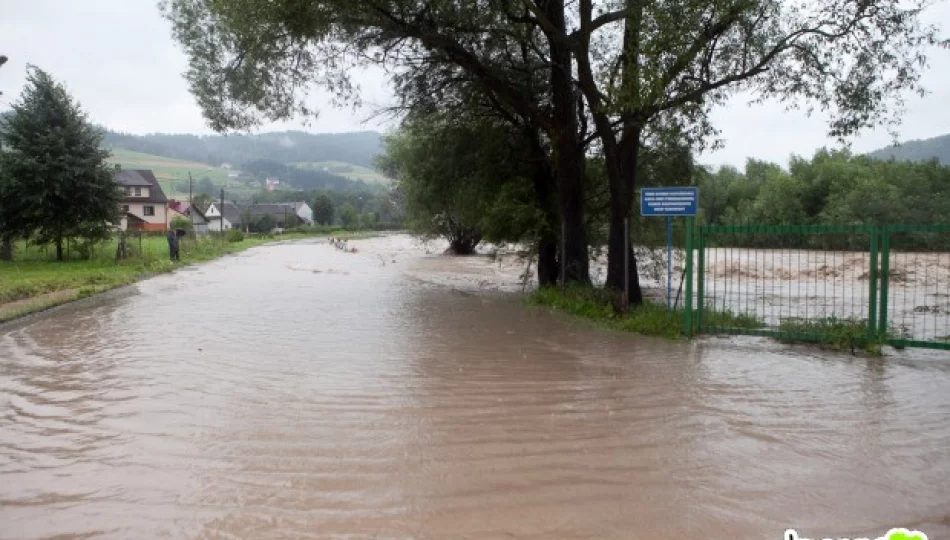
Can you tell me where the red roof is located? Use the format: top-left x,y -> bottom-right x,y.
168,200 -> 191,214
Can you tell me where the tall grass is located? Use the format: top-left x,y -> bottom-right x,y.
530,286 -> 763,339
0,233 -> 275,320
777,317 -> 884,355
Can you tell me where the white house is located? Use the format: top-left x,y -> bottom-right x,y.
116,168 -> 169,231
287,201 -> 313,224
204,201 -> 243,231
187,206 -> 210,235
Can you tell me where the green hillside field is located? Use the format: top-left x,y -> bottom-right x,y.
292,161 -> 391,186
105,147 -> 257,198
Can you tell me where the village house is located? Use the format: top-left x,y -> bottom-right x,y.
204,201 -> 244,232
204,201 -> 313,233
116,167 -> 169,231
244,203 -> 300,231
286,201 -> 313,225
187,205 -> 210,234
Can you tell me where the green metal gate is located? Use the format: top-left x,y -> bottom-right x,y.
879,224 -> 950,350
683,223 -> 950,351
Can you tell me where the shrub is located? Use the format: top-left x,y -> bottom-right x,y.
531,285 -> 764,340
171,216 -> 193,231
226,229 -> 245,243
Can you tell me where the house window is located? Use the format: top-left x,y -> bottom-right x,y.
143,206 -> 155,216
124,187 -> 131,195
122,205 -> 129,212
134,187 -> 142,197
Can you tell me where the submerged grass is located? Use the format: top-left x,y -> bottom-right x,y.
777,317 -> 884,355
530,285 -> 763,339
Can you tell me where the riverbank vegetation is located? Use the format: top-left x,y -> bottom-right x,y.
699,150 -> 950,249
776,317 -> 886,355
531,286 -> 763,340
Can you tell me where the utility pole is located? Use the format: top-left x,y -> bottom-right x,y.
188,172 -> 195,240
220,188 -> 225,232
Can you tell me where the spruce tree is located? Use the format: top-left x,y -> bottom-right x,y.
0,66 -> 120,261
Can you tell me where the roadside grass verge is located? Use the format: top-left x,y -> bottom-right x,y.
1,229 -> 395,322
0,234 -> 276,322
530,285 -> 763,339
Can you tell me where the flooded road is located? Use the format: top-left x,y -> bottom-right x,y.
2,239 -> 949,539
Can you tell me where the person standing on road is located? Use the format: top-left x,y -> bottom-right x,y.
166,229 -> 180,262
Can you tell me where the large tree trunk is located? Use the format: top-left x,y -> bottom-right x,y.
443,219 -> 481,255
55,236 -> 64,261
604,129 -> 644,305
545,0 -> 590,284
446,233 -> 481,255
536,234 -> 559,287
556,145 -> 590,285
602,0 -> 644,304
526,128 -> 560,288
0,238 -> 12,261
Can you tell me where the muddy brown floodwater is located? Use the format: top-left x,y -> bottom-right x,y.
2,238 -> 949,539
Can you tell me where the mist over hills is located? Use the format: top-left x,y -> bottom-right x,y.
866,133 -> 950,165
101,130 -> 385,170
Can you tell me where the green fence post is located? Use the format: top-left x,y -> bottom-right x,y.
878,225 -> 890,341
867,224 -> 879,340
696,226 -> 706,333
683,216 -> 694,336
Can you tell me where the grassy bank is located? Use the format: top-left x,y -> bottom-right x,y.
777,317 -> 885,355
530,285 -> 762,339
0,230 -> 364,323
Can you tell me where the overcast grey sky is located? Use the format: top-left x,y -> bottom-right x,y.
2,0 -> 948,168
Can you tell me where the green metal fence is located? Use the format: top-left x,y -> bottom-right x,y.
879,224 -> 950,350
682,223 -> 950,351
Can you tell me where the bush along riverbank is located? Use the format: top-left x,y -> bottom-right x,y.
530,285 -> 763,340
0,230 -> 370,323
531,286 -> 890,354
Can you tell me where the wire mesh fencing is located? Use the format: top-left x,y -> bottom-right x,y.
881,224 -> 950,348
685,224 -> 950,350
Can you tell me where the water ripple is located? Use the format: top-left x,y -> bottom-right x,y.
1,242 -> 949,539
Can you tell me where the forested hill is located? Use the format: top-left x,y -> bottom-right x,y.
101,130 -> 384,169
866,133 -> 950,165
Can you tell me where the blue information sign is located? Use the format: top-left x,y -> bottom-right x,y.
640,187 -> 698,217
639,186 -> 699,310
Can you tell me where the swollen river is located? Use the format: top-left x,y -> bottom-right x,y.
1,239 -> 948,539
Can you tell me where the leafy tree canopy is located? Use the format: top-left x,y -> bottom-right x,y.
339,203 -> 359,229
312,194 -> 335,226
163,0 -> 944,295
378,111 -> 547,254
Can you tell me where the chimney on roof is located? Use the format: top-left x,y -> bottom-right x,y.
114,164 -> 121,172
